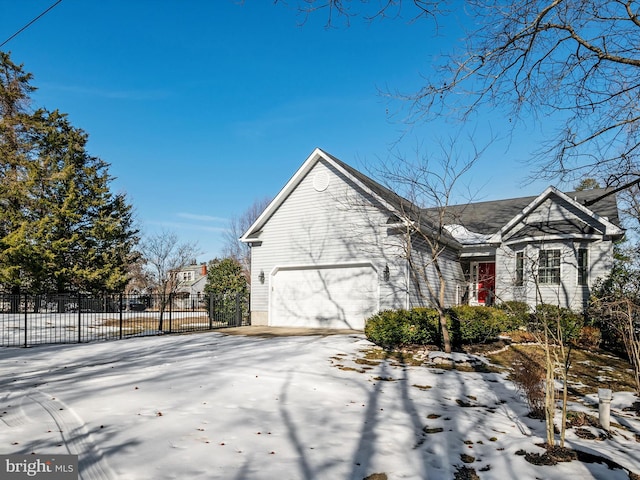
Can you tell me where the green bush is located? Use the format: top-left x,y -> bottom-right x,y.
365,305 -> 514,349
365,308 -> 439,349
496,301 -> 530,330
364,310 -> 404,349
408,307 -> 440,344
530,304 -> 584,344
447,305 -> 510,345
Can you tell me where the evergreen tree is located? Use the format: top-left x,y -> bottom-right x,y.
204,257 -> 248,324
0,52 -> 36,293
204,257 -> 248,300
0,52 -> 138,293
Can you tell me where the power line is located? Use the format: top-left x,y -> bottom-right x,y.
0,0 -> 63,49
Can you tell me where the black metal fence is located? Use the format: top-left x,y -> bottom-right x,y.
0,292 -> 250,347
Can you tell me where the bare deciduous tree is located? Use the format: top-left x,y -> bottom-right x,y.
282,0 -> 640,194
528,304 -> 582,448
124,256 -> 150,295
410,0 -> 640,193
222,197 -> 272,284
275,0 -> 438,26
376,138 -> 487,353
140,230 -> 200,329
590,249 -> 640,394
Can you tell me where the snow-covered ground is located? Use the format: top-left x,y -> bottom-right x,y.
0,331 -> 638,479
0,312 -> 212,346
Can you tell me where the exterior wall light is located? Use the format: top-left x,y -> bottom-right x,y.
258,271 -> 265,284
383,264 -> 390,282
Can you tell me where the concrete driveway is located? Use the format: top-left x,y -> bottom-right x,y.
219,326 -> 363,337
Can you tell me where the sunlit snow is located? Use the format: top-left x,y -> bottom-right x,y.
1,332 -> 638,479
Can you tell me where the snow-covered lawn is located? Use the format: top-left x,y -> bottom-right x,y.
0,312 -> 214,346
1,331 -> 638,479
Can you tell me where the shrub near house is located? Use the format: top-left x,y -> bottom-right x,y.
365,305 -> 522,349
364,309 -> 440,349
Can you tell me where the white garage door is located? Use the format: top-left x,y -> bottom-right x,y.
270,264 -> 378,329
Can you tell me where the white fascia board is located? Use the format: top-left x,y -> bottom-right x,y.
240,148 -> 327,243
241,147 -> 417,243
488,186 -> 556,243
488,186 -> 624,244
553,188 -> 624,236
502,233 -> 604,246
459,248 -> 497,258
270,261 -> 378,276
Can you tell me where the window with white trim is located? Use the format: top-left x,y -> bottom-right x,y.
182,271 -> 194,282
538,249 -> 561,284
577,248 -> 588,286
515,251 -> 524,286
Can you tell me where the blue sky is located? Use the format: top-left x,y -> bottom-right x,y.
1,1 -> 554,262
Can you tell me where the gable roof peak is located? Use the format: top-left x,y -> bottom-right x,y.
488,185 -> 624,242
241,148 -> 420,242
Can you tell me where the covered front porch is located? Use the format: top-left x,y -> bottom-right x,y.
460,252 -> 497,306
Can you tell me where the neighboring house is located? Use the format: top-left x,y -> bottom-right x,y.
241,148 -> 624,330
173,263 -> 208,307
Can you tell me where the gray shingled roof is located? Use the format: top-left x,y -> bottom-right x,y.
323,149 -> 620,236
323,150 -> 419,217
443,189 -> 620,235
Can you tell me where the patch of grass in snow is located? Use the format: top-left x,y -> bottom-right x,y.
453,465 -> 480,480
460,453 -> 476,463
422,426 -> 444,434
101,316 -> 210,333
487,344 -> 637,396
363,474 -> 387,480
428,358 -> 496,373
413,384 -> 432,391
354,357 -> 382,366
360,348 -> 425,366
455,395 -> 482,408
337,366 -> 367,373
566,410 -> 599,428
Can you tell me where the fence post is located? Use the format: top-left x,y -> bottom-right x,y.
168,293 -> 173,333
208,295 -> 213,329
23,294 -> 28,348
235,293 -> 241,327
78,292 -> 82,343
119,293 -> 123,339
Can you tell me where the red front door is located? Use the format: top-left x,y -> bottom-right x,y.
477,262 -> 495,305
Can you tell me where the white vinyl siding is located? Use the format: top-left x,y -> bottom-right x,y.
496,240 -> 614,310
249,159 -> 408,325
249,155 -> 620,319
494,190 -> 618,311
407,238 -> 465,308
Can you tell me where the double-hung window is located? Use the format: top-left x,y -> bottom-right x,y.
538,249 -> 561,284
577,248 -> 588,286
515,251 -> 524,286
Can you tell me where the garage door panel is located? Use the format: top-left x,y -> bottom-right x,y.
271,265 -> 377,329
